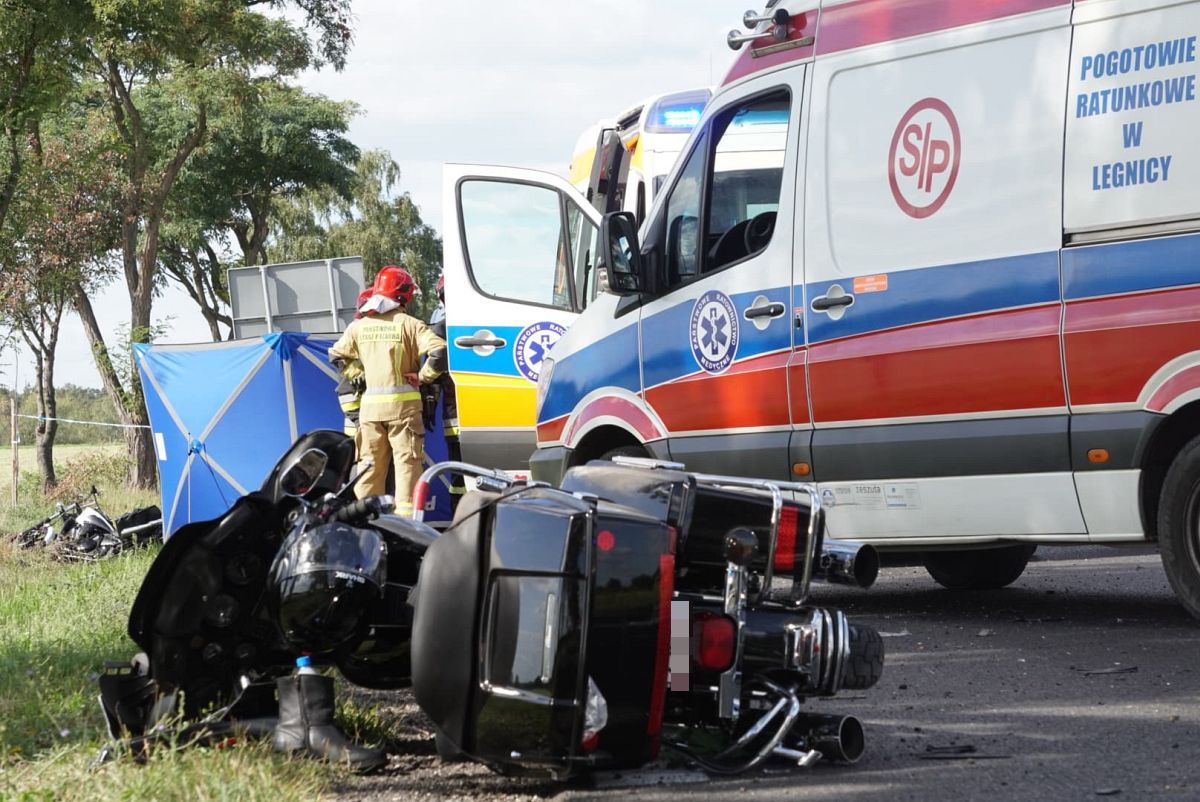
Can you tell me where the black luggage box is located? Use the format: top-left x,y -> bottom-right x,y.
411,485 -> 673,778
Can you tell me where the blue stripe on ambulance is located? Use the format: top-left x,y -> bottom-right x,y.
639,286 -> 792,389
1063,229 -> 1200,301
539,322 -> 641,422
447,325 -> 523,377
803,251 -> 1060,346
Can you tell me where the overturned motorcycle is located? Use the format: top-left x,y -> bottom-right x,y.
98,430 -> 882,778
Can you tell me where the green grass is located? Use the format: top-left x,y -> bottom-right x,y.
0,447 -> 352,800
0,544 -> 336,801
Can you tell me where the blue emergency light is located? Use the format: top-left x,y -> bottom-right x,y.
645,89 -> 712,133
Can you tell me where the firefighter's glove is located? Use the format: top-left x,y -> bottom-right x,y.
421,385 -> 439,432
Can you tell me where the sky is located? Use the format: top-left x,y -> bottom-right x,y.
0,0 -> 745,394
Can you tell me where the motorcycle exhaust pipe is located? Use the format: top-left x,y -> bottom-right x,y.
790,713 -> 865,764
812,541 -> 879,588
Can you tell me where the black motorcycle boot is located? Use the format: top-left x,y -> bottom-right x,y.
272,673 -> 387,773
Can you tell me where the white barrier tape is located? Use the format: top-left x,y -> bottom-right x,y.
16,414 -> 151,430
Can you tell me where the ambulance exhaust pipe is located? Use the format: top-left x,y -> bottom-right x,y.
813,541 -> 879,589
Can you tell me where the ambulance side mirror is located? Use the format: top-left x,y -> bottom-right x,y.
599,211 -> 643,296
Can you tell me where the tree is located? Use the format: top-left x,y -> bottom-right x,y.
0,116 -> 121,489
0,0 -> 93,235
75,0 -> 355,487
271,150 -> 444,320
160,83 -> 359,340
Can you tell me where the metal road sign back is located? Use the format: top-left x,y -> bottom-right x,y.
229,257 -> 365,338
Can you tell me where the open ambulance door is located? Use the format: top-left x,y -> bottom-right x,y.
441,164 -> 603,472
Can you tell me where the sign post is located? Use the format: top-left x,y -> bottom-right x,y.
10,394 -> 17,505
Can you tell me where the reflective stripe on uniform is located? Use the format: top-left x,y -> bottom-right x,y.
362,384 -> 420,404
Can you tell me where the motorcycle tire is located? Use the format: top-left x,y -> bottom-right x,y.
842,624 -> 884,690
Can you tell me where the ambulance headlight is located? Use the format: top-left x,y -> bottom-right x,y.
536,358 -> 554,418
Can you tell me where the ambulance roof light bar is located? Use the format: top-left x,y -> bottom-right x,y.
728,7 -> 790,50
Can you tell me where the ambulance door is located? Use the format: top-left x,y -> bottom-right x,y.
637,71 -> 803,478
801,6 -> 1081,541
442,164 -> 602,471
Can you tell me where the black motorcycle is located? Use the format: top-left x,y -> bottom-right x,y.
99,430 -> 882,778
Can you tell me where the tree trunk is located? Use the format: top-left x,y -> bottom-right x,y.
35,349 -> 57,492
73,285 -> 157,489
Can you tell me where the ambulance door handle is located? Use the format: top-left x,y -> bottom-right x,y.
744,302 -> 785,320
811,284 -> 855,322
455,330 -> 507,357
811,295 -> 853,311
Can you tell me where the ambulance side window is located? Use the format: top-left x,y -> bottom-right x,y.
459,179 -> 575,311
704,90 -> 790,273
663,131 -> 708,287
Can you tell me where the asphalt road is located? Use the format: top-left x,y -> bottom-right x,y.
340,545 -> 1200,802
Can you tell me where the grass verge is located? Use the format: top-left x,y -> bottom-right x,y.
0,543 -> 336,801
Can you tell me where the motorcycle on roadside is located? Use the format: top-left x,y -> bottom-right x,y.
11,486 -> 162,561
98,430 -> 883,778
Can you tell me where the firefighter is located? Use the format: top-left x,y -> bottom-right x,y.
426,273 -> 466,512
335,288 -> 375,444
329,265 -> 447,513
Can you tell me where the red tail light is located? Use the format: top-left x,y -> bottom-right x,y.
774,503 -> 799,573
691,611 -> 736,672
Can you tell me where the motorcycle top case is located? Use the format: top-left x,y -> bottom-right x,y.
560,461 -> 820,597
411,485 -> 674,777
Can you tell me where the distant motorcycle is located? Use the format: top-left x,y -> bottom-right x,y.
98,431 -> 883,778
12,486 -> 161,561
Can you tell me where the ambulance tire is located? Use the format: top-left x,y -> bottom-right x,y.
1157,433 -> 1200,619
922,544 -> 1037,590
600,444 -> 650,462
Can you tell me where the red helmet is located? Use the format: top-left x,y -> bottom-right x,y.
353,288 -> 373,319
436,273 -> 444,301
374,265 -> 417,305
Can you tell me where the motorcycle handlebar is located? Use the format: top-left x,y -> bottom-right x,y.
331,495 -> 395,524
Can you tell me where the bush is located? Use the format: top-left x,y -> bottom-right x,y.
49,450 -> 130,501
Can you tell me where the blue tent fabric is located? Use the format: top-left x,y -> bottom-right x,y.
135,332 -> 451,536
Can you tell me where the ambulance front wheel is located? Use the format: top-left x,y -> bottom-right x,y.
922,544 -> 1036,590
1157,433 -> 1200,620
600,444 -> 650,462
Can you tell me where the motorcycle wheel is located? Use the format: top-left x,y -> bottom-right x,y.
842,624 -> 884,690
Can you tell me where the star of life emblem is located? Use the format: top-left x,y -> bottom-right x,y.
689,290 -> 739,374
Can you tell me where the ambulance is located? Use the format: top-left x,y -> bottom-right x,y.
442,0 -> 1200,617
567,87 -> 711,224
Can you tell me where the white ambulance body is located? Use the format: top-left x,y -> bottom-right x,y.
443,0 -> 1200,616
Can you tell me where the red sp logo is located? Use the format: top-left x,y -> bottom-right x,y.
888,98 -> 961,219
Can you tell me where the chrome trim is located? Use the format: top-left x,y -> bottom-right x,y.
717,560 -> 748,719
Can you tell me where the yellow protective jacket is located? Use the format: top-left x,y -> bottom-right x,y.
329,308 -> 448,423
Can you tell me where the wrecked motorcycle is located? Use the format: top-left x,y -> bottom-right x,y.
99,431 -> 882,779
409,455 -> 882,778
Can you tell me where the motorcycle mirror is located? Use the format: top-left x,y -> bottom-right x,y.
724,527 -> 759,566
91,485 -> 99,497
279,448 -> 330,498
